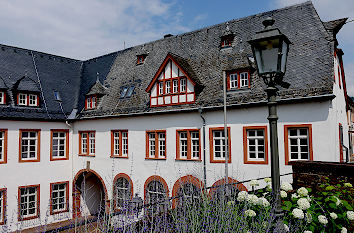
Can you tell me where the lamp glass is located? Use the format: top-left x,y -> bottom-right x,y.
254,38 -> 280,74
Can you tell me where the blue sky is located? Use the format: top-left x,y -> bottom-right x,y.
0,0 -> 353,94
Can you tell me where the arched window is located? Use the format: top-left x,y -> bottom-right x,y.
209,178 -> 247,201
172,175 -> 204,208
113,174 -> 133,211
144,176 -> 169,214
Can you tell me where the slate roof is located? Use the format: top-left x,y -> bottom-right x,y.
0,1 -> 342,121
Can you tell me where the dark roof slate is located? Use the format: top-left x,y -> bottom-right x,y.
86,80 -> 106,96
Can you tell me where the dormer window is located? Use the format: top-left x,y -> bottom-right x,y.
17,93 -> 39,107
137,54 -> 147,65
227,70 -> 250,90
85,95 -> 97,109
0,91 -> 5,104
220,35 -> 234,48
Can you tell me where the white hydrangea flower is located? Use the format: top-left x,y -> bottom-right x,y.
237,191 -> 248,202
347,210 -> 354,220
343,183 -> 353,188
304,231 -> 312,233
305,212 -> 312,223
291,193 -> 299,199
334,196 -> 342,206
330,212 -> 337,219
297,187 -> 308,197
283,223 -> 289,232
266,182 -> 272,191
341,227 -> 348,233
306,196 -> 312,202
281,182 -> 293,191
264,177 -> 271,183
250,179 -> 259,187
262,192 -> 269,197
247,194 -> 259,205
258,197 -> 270,207
292,208 -> 304,219
318,215 -> 328,225
280,190 -> 287,198
245,209 -> 256,217
297,198 -> 311,210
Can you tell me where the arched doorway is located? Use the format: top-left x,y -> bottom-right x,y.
73,169 -> 108,218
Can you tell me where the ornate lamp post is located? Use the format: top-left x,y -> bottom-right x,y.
248,17 -> 291,229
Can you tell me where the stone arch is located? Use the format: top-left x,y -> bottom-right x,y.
172,175 -> 204,208
112,173 -> 133,211
208,177 -> 248,198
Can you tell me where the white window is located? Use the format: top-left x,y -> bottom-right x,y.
0,131 -> 4,162
247,129 -> 265,160
51,183 -> 67,213
179,132 -> 188,159
173,79 -> 179,93
148,133 -> 156,158
158,133 -> 166,158
0,190 -> 4,224
52,131 -> 67,159
114,177 -> 132,209
28,94 -> 37,106
147,131 -> 166,159
213,130 -> 226,159
229,73 -> 238,89
240,72 -> 249,88
0,92 -> 4,104
19,186 -> 39,219
21,131 -> 39,161
91,96 -> 96,108
112,130 -> 128,157
80,131 -> 95,156
159,82 -> 164,95
180,78 -> 186,92
146,180 -> 167,214
19,93 -> 27,106
86,98 -> 91,109
288,128 -> 310,161
191,132 -> 200,159
165,81 -> 171,94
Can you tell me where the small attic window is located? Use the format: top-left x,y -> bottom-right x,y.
120,87 -> 129,98
53,91 -> 61,101
220,35 -> 234,48
0,91 -> 5,104
17,93 -> 39,107
120,85 -> 135,99
226,70 -> 251,90
137,55 -> 147,65
85,95 -> 97,110
126,85 -> 135,98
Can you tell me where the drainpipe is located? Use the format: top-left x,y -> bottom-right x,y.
198,108 -> 207,189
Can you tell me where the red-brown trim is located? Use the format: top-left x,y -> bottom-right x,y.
339,123 -> 343,163
18,184 -> 40,221
110,130 -> 129,158
145,130 -> 167,160
78,131 -> 95,157
208,177 -> 247,198
137,55 -> 146,65
72,169 -> 109,219
144,175 -> 169,204
226,69 -> 251,90
209,127 -> 231,163
16,92 -> 39,107
85,94 -> 97,110
284,124 -> 313,165
112,173 -> 133,211
0,129 -> 8,164
176,129 -> 201,161
0,188 -> 6,225
19,129 -> 41,163
243,126 -> 269,165
50,129 -> 69,161
171,175 -> 204,209
50,181 -> 69,215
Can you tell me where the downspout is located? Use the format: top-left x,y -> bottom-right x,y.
198,108 -> 207,189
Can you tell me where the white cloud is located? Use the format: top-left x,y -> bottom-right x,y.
0,0 -> 187,60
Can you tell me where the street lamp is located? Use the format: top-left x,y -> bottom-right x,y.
248,17 -> 291,230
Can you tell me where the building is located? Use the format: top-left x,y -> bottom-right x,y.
0,1 -> 351,231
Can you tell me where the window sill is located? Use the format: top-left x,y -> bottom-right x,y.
244,160 -> 268,165
19,215 -> 39,221
111,155 -> 129,159
19,159 -> 40,163
50,209 -> 69,215
145,157 -> 166,160
175,158 -> 202,162
78,154 -> 95,157
50,157 -> 69,161
210,160 -> 231,163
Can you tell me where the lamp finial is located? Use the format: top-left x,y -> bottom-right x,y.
262,17 -> 275,29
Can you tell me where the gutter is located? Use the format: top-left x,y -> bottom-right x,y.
198,108 -> 207,189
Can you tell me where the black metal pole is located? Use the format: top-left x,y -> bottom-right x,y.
266,84 -> 284,229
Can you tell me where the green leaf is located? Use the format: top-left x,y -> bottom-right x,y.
325,186 -> 335,191
329,203 -> 337,209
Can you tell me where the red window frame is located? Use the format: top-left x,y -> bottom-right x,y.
171,175 -> 204,209
19,129 -> 41,163
176,129 -> 201,161
220,36 -> 233,48
111,130 -> 129,158
50,129 -> 69,161
18,184 -> 40,221
137,55 -> 145,65
143,175 -> 169,204
0,188 -> 6,225
243,126 -> 269,164
79,131 -> 96,156
157,77 -> 187,97
0,91 -> 6,105
145,130 -> 167,160
209,127 -> 231,163
85,95 -> 97,110
226,70 -> 251,90
284,124 -> 313,165
113,173 -> 133,211
17,93 -> 39,107
0,129 -> 7,164
50,181 -> 69,215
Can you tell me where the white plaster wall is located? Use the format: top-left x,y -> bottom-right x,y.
0,120 -> 73,232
